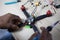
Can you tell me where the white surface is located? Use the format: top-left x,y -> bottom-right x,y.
12,28 -> 34,40
0,0 -> 60,40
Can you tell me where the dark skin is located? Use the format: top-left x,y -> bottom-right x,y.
29,27 -> 52,40
0,13 -> 52,40
0,13 -> 22,32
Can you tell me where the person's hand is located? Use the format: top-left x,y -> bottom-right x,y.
29,27 -> 52,40
0,13 -> 22,32
39,27 -> 52,40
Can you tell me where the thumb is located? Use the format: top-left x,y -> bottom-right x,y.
40,27 -> 48,38
40,27 -> 46,31
7,23 -> 19,32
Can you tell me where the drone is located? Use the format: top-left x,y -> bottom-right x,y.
16,4 -> 60,40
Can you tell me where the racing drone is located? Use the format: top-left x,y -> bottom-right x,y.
20,5 -> 55,32
17,5 -> 59,40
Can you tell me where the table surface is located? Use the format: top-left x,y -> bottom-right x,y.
0,0 -> 60,40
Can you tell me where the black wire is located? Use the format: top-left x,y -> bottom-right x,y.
29,24 -> 40,34
17,0 -> 21,2
54,5 -> 60,8
22,10 -> 31,18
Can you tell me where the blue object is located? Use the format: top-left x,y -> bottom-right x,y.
5,2 -> 17,5
5,0 -> 21,5
33,33 -> 40,40
0,29 -> 15,40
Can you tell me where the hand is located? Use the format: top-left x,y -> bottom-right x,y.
0,13 -> 22,32
29,27 -> 52,40
40,27 -> 52,40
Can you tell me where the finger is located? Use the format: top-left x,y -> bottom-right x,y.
0,13 -> 14,23
40,27 -> 47,34
11,14 -> 21,22
1,13 -> 21,24
40,27 -> 52,40
7,23 -> 19,32
40,27 -> 45,31
40,27 -> 49,33
40,27 -> 48,37
9,14 -> 22,25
